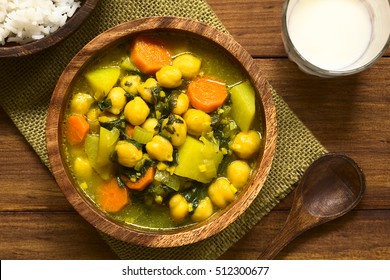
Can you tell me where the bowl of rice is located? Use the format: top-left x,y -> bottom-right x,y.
0,0 -> 99,58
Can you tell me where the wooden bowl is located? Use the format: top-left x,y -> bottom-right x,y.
0,0 -> 99,58
46,16 -> 277,247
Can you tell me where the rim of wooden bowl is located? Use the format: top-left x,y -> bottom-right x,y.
46,16 -> 277,247
0,0 -> 99,58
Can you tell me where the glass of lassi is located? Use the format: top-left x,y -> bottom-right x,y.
282,0 -> 390,77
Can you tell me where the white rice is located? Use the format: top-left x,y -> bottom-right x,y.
0,0 -> 81,45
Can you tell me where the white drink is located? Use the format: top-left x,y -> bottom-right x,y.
287,0 -> 372,71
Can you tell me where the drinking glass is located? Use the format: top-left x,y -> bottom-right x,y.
282,0 -> 390,77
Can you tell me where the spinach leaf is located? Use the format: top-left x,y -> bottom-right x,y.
182,184 -> 208,210
99,116 -> 126,131
97,98 -> 112,111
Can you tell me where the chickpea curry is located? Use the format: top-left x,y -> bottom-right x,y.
63,32 -> 263,230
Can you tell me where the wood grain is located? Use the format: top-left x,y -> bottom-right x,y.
208,0 -> 390,58
259,58 -> 390,211
0,212 -> 117,259
1,0 -> 389,259
257,154 -> 365,259
220,209 -> 390,260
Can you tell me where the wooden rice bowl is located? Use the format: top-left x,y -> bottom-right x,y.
0,0 -> 99,58
46,16 -> 277,247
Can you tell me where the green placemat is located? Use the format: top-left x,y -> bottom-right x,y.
0,0 -> 326,259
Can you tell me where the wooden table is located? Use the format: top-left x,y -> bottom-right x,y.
1,0 -> 389,260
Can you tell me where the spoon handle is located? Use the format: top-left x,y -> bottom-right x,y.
258,153 -> 366,259
257,217 -> 305,259
257,197 -> 314,259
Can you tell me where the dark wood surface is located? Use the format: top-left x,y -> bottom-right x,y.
1,0 -> 389,259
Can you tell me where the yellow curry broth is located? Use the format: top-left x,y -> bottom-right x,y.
63,33 -> 263,230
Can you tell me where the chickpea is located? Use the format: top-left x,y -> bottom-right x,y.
169,194 -> 189,222
156,65 -> 182,88
86,106 -> 100,121
146,135 -> 173,162
73,157 -> 93,180
86,106 -> 101,133
191,197 -> 213,222
124,96 -> 150,126
98,114 -> 118,124
227,160 -> 251,189
107,87 -> 127,115
141,118 -> 159,135
183,108 -> 212,136
115,140 -> 143,168
137,78 -> 158,103
230,130 -> 261,159
161,115 -> 187,147
120,75 -> 141,95
172,93 -> 189,115
172,53 -> 201,80
208,177 -> 237,209
70,93 -> 94,115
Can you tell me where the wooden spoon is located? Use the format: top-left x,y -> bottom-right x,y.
258,153 -> 366,259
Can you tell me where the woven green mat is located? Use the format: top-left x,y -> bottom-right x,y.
0,0 -> 326,259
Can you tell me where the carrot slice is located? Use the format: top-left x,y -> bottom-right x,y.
130,36 -> 171,75
187,77 -> 228,113
97,178 -> 129,213
124,167 -> 155,191
124,123 -> 135,138
66,115 -> 90,145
